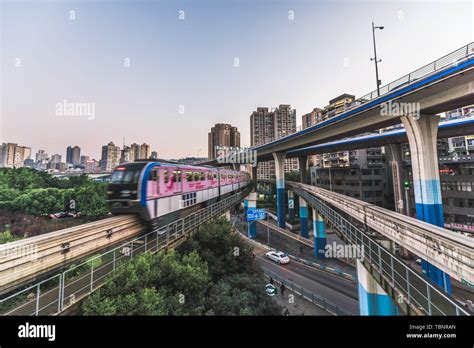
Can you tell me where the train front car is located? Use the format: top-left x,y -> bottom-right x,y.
107,162 -> 150,217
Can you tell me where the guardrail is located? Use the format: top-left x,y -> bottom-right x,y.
261,267 -> 352,316
0,215 -> 143,294
0,188 -> 249,316
356,42 -> 474,103
289,184 -> 470,316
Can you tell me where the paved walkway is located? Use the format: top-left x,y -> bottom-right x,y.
270,288 -> 331,316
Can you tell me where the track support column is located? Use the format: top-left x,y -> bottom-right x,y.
288,190 -> 295,221
401,114 -> 451,293
273,152 -> 286,229
312,208 -> 327,259
298,156 -> 308,184
299,197 -> 308,238
247,192 -> 257,238
357,260 -> 398,315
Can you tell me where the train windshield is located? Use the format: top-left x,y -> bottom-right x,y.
111,169 -> 141,184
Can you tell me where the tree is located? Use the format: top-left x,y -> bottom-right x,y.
81,250 -> 210,315
74,183 -> 109,216
206,273 -> 281,316
13,188 -> 65,215
177,218 -> 255,281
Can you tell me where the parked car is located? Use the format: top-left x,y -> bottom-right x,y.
415,258 -> 422,265
266,251 -> 290,265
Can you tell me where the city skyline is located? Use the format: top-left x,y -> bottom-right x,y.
2,0 -> 473,159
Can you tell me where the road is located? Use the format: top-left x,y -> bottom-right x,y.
253,247 -> 359,315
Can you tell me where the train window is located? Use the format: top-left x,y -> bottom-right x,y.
148,170 -> 159,181
174,170 -> 182,182
186,171 -> 193,181
113,169 -> 141,184
164,170 -> 169,184
213,173 -> 218,180
194,172 -> 200,181
200,172 -> 205,181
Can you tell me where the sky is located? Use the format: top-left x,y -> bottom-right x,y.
1,0 -> 473,160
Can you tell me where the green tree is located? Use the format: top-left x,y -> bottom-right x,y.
74,183 -> 109,216
206,273 -> 281,315
177,218 -> 255,281
13,188 -> 65,215
81,250 -> 210,315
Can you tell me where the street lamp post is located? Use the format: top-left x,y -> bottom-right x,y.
371,21 -> 384,96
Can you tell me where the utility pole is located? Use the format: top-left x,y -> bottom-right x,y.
371,21 -> 384,96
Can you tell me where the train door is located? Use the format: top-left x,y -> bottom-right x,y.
149,167 -> 160,197
173,168 -> 183,192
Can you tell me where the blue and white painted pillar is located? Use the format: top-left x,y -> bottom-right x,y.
247,192 -> 257,238
315,210 -> 327,259
273,152 -> 286,229
357,260 -> 398,315
299,197 -> 309,238
288,190 -> 295,221
311,208 -> 327,259
401,114 -> 451,294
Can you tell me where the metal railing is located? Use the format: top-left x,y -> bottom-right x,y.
261,267 -> 352,316
356,42 -> 474,104
292,186 -> 470,316
0,188 -> 249,316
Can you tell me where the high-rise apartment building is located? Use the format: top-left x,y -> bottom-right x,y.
130,143 -> 140,162
250,105 -> 299,179
66,146 -> 81,165
100,142 -> 121,171
208,123 -> 241,159
140,143 -> 151,160
0,143 -> 32,168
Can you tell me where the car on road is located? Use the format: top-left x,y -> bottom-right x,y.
265,251 -> 290,264
415,258 -> 422,265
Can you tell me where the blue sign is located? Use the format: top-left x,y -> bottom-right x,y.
247,208 -> 267,222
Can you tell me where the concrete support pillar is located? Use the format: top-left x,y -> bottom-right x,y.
312,207 -> 327,259
246,192 -> 257,238
273,152 -> 286,229
299,197 -> 309,238
401,114 -> 451,294
251,165 -> 258,188
357,260 -> 398,315
288,190 -> 295,221
298,156 -> 308,184
386,143 -> 405,214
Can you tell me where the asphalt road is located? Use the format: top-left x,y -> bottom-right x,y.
255,251 -> 359,315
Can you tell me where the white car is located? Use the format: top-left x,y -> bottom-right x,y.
266,251 -> 290,264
